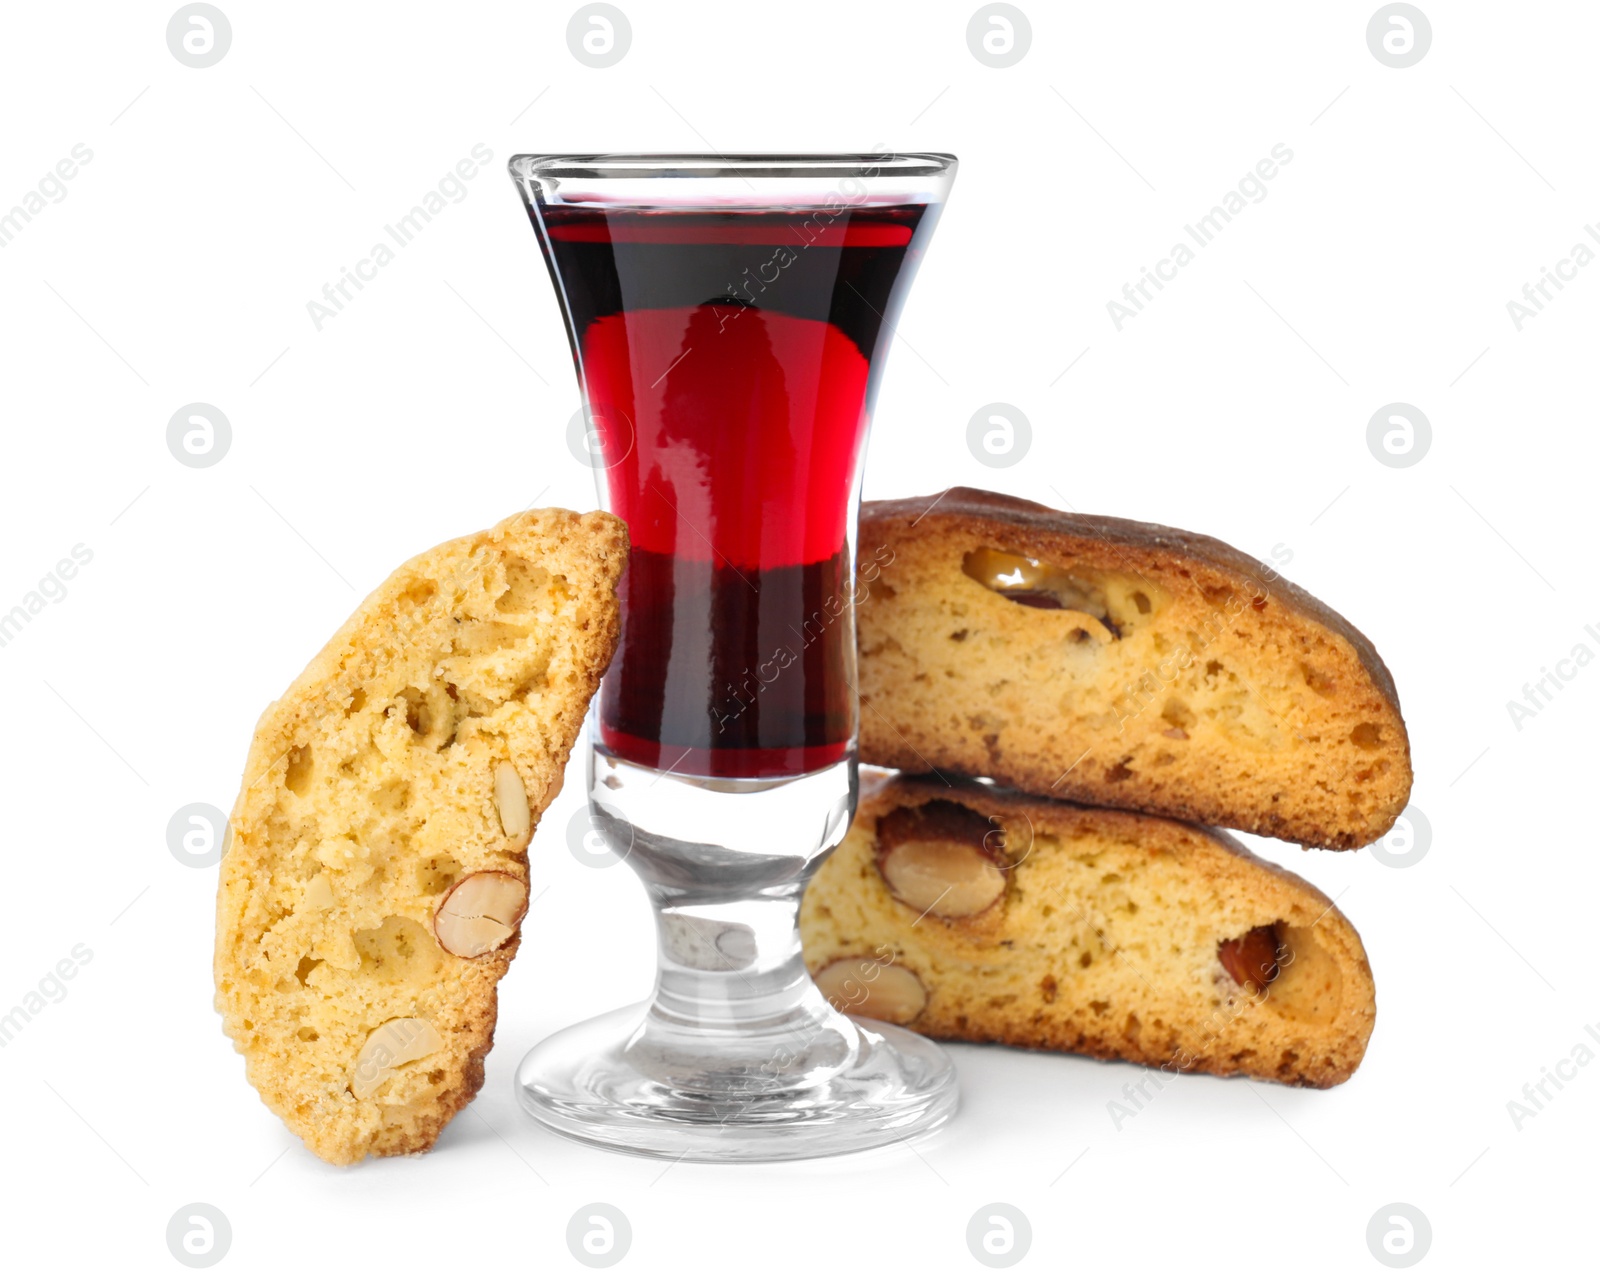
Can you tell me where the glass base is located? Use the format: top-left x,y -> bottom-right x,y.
516,1002 -> 958,1162
514,747 -> 959,1162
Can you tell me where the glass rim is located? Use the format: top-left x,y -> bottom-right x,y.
509,152 -> 956,181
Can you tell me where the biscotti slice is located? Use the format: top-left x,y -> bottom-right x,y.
215,508 -> 626,1165
801,776 -> 1376,1087
857,488 -> 1412,849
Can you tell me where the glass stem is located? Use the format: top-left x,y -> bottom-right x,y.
589,749 -> 860,1092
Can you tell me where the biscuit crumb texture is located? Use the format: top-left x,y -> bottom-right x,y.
857,491 -> 1413,849
802,778 -> 1377,1087
215,509 -> 625,1165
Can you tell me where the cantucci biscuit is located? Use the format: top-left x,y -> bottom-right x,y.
802,776 -> 1376,1087
215,508 -> 625,1164
856,489 -> 1412,849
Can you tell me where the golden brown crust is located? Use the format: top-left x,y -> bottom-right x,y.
214,508 -> 626,1165
867,488 -> 1404,707
801,775 -> 1377,1087
857,488 -> 1413,849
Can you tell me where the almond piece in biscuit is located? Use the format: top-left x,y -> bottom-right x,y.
875,801 -> 1007,920
814,957 -> 929,1025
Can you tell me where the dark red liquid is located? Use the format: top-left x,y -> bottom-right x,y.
534,204 -> 935,777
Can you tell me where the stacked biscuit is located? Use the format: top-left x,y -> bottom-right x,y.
799,488 -> 1412,1088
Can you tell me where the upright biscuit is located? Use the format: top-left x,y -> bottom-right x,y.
215,508 -> 625,1164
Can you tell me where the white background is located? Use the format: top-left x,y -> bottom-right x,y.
1,1 -> 1592,1267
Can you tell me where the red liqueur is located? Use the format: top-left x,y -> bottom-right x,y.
535,204 -> 935,777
